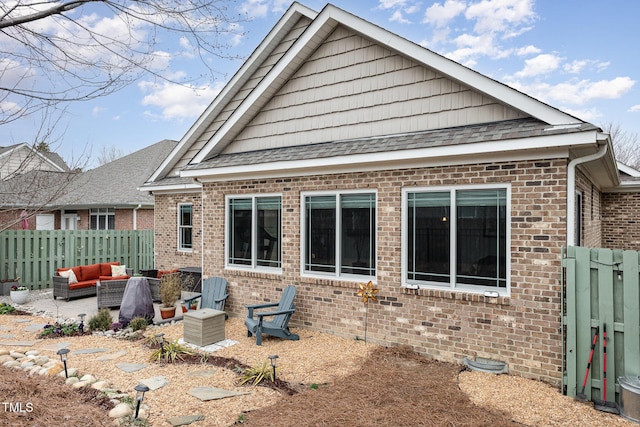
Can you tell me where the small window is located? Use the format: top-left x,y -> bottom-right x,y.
90,208 -> 114,230
303,191 -> 376,278
227,195 -> 281,270
178,204 -> 193,251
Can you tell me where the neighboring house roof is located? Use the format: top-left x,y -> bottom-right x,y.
0,170 -> 77,208
0,143 -> 69,174
55,139 -> 177,209
144,2 -> 618,191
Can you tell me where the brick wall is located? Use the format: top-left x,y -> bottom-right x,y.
153,192 -> 202,269
155,159 -> 569,383
602,192 -> 640,250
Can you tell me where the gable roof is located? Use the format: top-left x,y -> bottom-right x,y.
54,139 -> 177,208
0,143 -> 69,174
145,2 -> 616,190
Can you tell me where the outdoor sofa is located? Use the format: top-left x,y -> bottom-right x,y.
95,269 -> 176,309
53,262 -> 132,301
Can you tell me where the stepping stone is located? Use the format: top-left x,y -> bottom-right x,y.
186,369 -> 217,379
24,324 -> 46,332
14,319 -> 30,323
39,342 -> 70,351
167,415 -> 205,426
96,350 -> 127,361
0,340 -> 39,347
178,338 -> 239,353
74,348 -> 109,355
0,334 -> 16,339
116,362 -> 147,373
188,387 -> 249,401
0,326 -> 11,331
140,376 -> 169,390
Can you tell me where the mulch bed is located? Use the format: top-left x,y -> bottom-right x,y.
240,346 -> 520,427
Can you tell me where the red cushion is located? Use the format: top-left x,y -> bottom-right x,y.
99,275 -> 130,281
157,269 -> 179,278
68,280 -> 96,290
80,264 -> 101,281
57,267 -> 82,281
100,262 -> 119,277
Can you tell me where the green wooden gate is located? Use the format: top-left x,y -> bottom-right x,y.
562,246 -> 640,404
0,230 -> 154,289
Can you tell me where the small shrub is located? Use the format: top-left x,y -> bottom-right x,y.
0,303 -> 16,315
88,308 -> 113,332
111,322 -> 123,332
128,317 -> 148,332
236,361 -> 274,386
149,339 -> 195,363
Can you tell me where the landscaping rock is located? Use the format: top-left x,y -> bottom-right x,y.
167,414 -> 205,426
108,402 -> 133,418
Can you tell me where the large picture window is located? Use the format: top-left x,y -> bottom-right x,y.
303,192 -> 376,278
178,204 -> 193,251
227,195 -> 281,270
405,186 -> 508,292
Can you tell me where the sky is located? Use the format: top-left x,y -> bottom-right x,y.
1,0 -> 639,169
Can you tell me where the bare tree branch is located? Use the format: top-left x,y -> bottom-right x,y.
0,0 -> 247,124
601,122 -> 640,169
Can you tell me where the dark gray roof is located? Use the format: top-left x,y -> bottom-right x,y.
42,151 -> 70,171
185,118 -> 599,171
54,139 -> 178,208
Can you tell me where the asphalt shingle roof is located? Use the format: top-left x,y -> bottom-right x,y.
184,118 -> 599,172
54,139 -> 177,208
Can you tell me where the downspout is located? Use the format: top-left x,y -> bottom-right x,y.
566,137 -> 608,247
133,204 -> 142,230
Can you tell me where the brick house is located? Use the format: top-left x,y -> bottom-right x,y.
142,3 -> 640,384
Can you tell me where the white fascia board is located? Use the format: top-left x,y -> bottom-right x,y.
148,3 -> 318,183
192,4 -> 580,166
182,131 -> 596,182
192,7 -> 335,164
618,162 -> 640,177
137,182 -> 201,194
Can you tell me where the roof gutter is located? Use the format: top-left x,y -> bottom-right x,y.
566,136 -> 608,247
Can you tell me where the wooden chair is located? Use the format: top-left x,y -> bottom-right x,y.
183,276 -> 228,313
244,285 -> 299,345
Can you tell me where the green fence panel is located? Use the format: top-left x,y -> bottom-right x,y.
0,230 -> 154,289
563,246 -> 640,405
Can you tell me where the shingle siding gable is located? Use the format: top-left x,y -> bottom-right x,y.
225,26 -> 527,155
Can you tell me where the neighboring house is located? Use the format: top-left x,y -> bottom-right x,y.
0,143 -> 74,230
141,3 -> 640,384
52,139 -> 177,230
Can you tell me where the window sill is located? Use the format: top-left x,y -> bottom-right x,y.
401,285 -> 510,305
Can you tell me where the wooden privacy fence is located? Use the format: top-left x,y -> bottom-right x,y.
562,246 -> 640,404
0,230 -> 154,290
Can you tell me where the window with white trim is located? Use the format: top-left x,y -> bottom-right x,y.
404,186 -> 508,292
303,191 -> 376,278
90,208 -> 114,230
178,204 -> 193,251
227,195 -> 281,269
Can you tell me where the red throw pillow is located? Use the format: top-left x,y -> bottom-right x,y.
100,262 -> 119,276
80,263 -> 101,281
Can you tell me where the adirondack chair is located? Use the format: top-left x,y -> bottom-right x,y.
183,277 -> 229,315
244,285 -> 300,346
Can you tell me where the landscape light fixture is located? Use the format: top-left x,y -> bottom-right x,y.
57,348 -> 70,378
156,333 -> 165,355
134,384 -> 150,419
78,313 -> 86,333
268,355 -> 279,382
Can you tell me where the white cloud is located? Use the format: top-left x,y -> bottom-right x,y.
390,10 -> 411,24
516,45 -> 541,56
239,0 -> 270,18
562,107 -> 601,122
91,107 -> 106,118
507,76 -> 636,106
138,80 -> 226,120
424,0 -> 467,27
629,105 -> 640,113
465,0 -> 536,35
379,0 -> 409,9
515,53 -> 561,77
